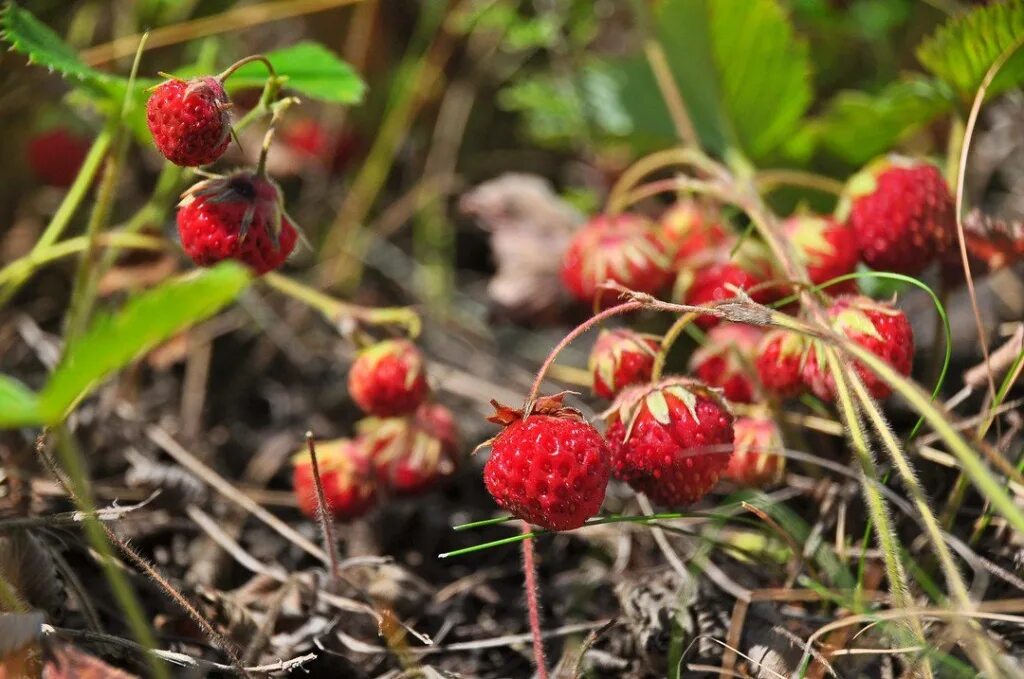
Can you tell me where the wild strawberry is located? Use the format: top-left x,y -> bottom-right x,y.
755,330 -> 807,398
561,213 -> 674,306
724,414 -> 785,487
837,156 -> 955,275
658,200 -> 730,266
802,295 -> 913,401
782,213 -> 859,294
482,394 -> 611,530
674,242 -> 777,329
589,329 -> 660,400
147,76 -> 233,166
176,170 -> 297,274
26,128 -> 90,187
359,403 -> 459,495
688,324 -> 762,403
292,438 -> 376,520
282,118 -> 361,172
348,339 -> 429,417
604,377 -> 734,507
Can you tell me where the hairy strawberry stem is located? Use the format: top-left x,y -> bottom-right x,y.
306,433 -> 342,590
521,524 -> 549,679
216,54 -> 277,83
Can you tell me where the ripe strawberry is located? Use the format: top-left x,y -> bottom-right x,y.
674,242 -> 777,329
755,330 -> 807,398
837,156 -> 955,275
782,214 -> 859,294
176,170 -> 297,274
589,329 -> 660,400
292,438 -> 376,520
724,414 -> 785,487
483,394 -> 611,530
147,76 -> 233,166
688,324 -> 762,403
359,403 -> 459,495
26,128 -> 90,187
605,377 -> 734,507
802,295 -> 914,401
348,339 -> 429,417
658,200 -> 730,266
561,213 -> 674,306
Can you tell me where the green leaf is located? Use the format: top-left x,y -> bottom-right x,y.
611,0 -> 812,160
37,263 -> 251,424
226,42 -> 366,104
917,0 -> 1024,98
810,77 -> 955,163
0,2 -> 129,97
0,376 -> 40,428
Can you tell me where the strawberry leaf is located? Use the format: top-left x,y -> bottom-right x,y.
916,0 -> 1024,99
0,2 -> 129,97
36,263 -> 251,425
225,41 -> 366,104
0,376 -> 39,428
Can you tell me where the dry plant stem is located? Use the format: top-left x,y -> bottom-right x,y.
520,523 -> 549,679
81,0 -> 362,65
306,433 -> 342,590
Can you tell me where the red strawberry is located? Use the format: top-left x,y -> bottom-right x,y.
26,128 -> 90,187
561,213 -> 674,306
658,200 -> 730,266
755,330 -> 807,398
724,414 -> 785,487
147,76 -> 233,167
688,324 -> 762,403
674,242 -> 777,329
588,329 -> 660,400
837,156 -> 955,275
782,214 -> 859,294
176,170 -> 298,274
359,403 -> 459,495
604,377 -> 734,507
348,339 -> 429,417
802,295 -> 914,401
282,118 -> 361,172
292,438 -> 376,520
482,394 -> 611,530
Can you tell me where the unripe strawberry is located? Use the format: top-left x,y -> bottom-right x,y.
724,415 -> 785,487
292,438 -> 376,520
359,403 -> 459,495
802,295 -> 914,401
688,324 -> 762,403
588,329 -> 660,400
755,330 -> 807,399
561,214 -> 674,306
674,242 -> 777,329
177,170 -> 297,274
658,200 -> 730,266
483,394 -> 611,530
837,156 -> 955,275
147,76 -> 233,167
782,214 -> 859,294
604,377 -> 734,507
348,339 -> 429,417
26,128 -> 90,187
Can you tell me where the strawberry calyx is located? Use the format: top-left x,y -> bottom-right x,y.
605,376 -> 729,444
179,169 -> 297,250
487,392 -> 583,428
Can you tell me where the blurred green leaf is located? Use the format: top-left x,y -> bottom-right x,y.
1,2 -> 129,98
0,376 -> 40,428
810,77 -> 954,163
917,0 -> 1024,98
611,0 -> 812,160
37,263 -> 250,424
226,41 -> 366,104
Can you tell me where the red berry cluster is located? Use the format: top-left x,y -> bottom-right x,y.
293,340 -> 460,520
479,159 -> 942,529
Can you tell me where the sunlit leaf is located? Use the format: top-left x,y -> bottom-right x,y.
0,376 -> 39,428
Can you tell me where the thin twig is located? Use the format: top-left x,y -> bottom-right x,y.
306,432 -> 342,590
